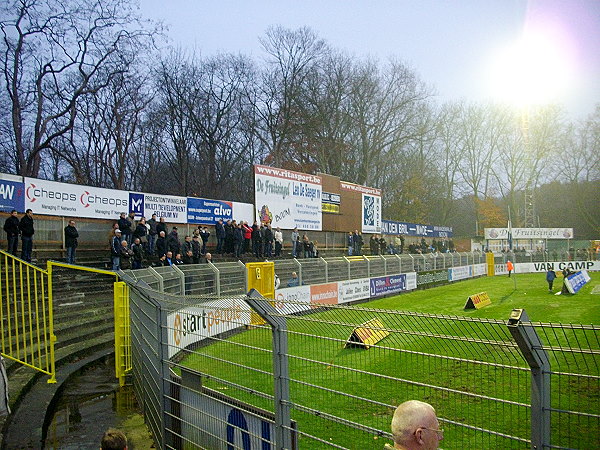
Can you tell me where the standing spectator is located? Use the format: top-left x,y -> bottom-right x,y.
199,226 -> 210,255
64,219 -> 79,264
127,212 -> 136,244
182,235 -> 193,264
370,234 -> 379,255
291,227 -> 299,257
242,221 -> 252,254
234,223 -> 244,259
3,209 -> 20,256
353,230 -> 363,256
19,209 -> 34,262
133,217 -> 148,249
117,213 -> 131,244
264,224 -> 274,258
252,222 -> 262,258
224,220 -> 235,254
147,214 -> 158,255
111,230 -> 122,271
302,234 -> 311,258
156,231 -> 167,257
274,227 -> 283,257
191,235 -> 201,264
379,235 -> 388,255
347,232 -> 354,256
215,219 -> 225,254
131,237 -> 144,269
167,227 -> 180,255
156,217 -> 167,237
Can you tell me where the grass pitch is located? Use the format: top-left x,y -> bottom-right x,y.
178,272 -> 600,449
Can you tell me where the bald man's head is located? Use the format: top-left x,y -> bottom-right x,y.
391,400 -> 442,449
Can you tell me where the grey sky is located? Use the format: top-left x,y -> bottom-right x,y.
139,0 -> 600,119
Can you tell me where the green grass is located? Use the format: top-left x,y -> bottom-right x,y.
178,272 -> 600,449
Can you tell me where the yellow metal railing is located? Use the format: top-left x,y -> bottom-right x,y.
113,281 -> 131,386
0,250 -> 56,383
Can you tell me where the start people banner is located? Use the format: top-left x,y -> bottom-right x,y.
254,164 -> 322,230
24,177 -> 129,219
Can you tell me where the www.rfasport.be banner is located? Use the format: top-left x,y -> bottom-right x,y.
254,164 -> 322,230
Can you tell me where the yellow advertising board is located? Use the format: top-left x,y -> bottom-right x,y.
246,261 -> 275,325
464,291 -> 492,309
344,318 -> 389,349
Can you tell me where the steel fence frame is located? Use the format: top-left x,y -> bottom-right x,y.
122,279 -> 599,449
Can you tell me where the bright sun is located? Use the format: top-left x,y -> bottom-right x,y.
488,29 -> 573,107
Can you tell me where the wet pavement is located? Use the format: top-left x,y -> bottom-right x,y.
44,357 -> 154,449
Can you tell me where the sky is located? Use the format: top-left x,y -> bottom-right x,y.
138,0 -> 600,119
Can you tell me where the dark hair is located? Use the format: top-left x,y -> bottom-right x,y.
100,428 -> 127,450
11,209 -> 16,214
26,209 -> 32,214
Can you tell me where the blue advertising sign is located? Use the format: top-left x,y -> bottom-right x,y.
187,198 -> 233,224
381,220 -> 453,238
565,270 -> 591,294
369,274 -> 407,297
0,179 -> 24,212
129,192 -> 144,217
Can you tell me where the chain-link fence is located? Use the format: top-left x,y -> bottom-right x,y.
124,279 -> 599,450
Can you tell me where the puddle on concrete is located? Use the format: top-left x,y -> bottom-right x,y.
44,357 -> 154,449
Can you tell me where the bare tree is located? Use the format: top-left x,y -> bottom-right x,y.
0,0 -> 158,177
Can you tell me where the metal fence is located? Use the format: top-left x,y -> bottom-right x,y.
123,278 -> 599,450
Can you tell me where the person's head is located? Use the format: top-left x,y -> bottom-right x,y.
10,209 -> 17,217
205,252 -> 212,260
139,217 -> 145,224
175,253 -> 182,259
100,428 -> 127,450
152,213 -> 157,220
115,230 -> 122,237
159,231 -> 165,237
390,400 -> 442,450
166,251 -> 172,259
26,208 -> 33,217
128,211 -> 135,218
134,238 -> 140,245
185,235 -> 191,242
172,226 -> 178,233
69,220 -> 75,226
159,217 -> 165,223
291,271 -> 297,279
120,212 -> 126,218
193,235 -> 199,241
121,240 -> 128,248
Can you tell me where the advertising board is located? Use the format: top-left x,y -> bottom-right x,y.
24,177 -> 129,219
0,178 -> 24,212
361,193 -> 382,233
369,274 -> 407,297
518,261 -> 600,273
254,164 -> 322,230
130,192 -> 187,223
382,220 -> 453,238
338,278 -> 370,304
484,227 -> 574,240
473,263 -> 487,277
167,298 -> 251,358
448,265 -> 473,281
274,285 -> 311,314
564,270 -> 591,294
417,270 -> 448,287
187,198 -> 233,224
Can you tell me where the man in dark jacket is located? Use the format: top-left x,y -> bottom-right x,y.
167,227 -> 181,255
117,213 -> 131,244
131,237 -> 144,269
234,223 -> 244,259
156,217 -> 167,237
156,231 -> 167,257
19,209 -> 34,262
199,226 -> 210,255
3,209 -> 20,255
252,223 -> 262,258
111,230 -> 122,270
224,220 -> 234,254
182,235 -> 193,264
191,235 -> 201,264
64,219 -> 79,264
147,214 -> 158,255
263,224 -> 274,258
215,219 -> 225,254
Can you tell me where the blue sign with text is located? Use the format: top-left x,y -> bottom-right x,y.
369,274 -> 407,297
187,198 -> 233,224
382,220 -> 453,238
0,179 -> 24,212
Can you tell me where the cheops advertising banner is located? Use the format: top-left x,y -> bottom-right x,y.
24,177 -> 129,219
254,164 -> 322,230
